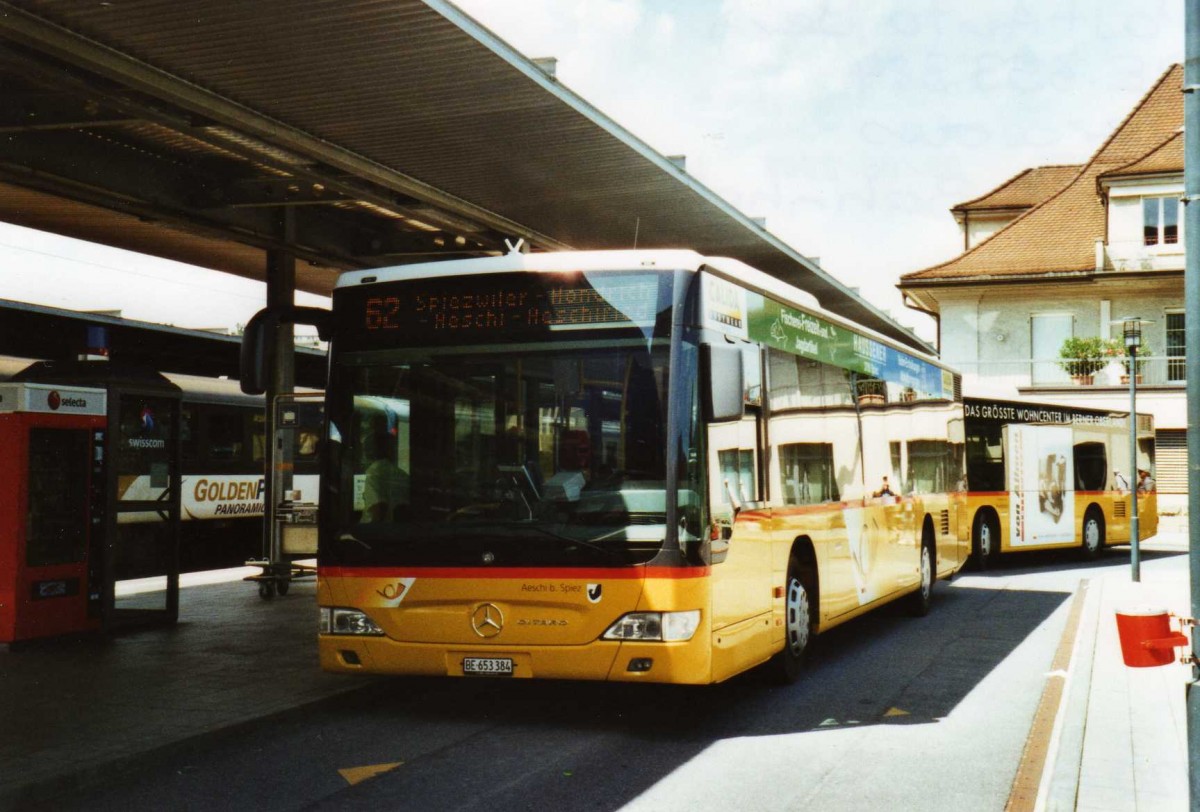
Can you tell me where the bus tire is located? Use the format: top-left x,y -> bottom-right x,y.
973,511 -> 1000,570
908,535 -> 935,617
773,555 -> 814,684
1081,508 -> 1105,560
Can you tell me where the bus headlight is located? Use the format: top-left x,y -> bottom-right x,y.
602,610 -> 700,642
319,607 -> 385,636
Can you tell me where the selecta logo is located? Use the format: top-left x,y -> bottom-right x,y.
47,391 -> 89,411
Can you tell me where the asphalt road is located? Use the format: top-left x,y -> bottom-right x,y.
45,549 -> 1181,812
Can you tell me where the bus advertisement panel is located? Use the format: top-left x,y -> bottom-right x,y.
1004,424 -> 1074,546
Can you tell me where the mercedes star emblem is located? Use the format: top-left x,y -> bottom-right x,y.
471,603 -> 504,638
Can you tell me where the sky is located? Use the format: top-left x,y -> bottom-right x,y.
0,1 -> 1185,343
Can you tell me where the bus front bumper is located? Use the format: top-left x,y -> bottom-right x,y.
318,634 -> 714,684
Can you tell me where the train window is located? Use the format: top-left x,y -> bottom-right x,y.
293,402 -> 324,459
208,410 -> 246,460
251,413 -> 266,463
181,406 -> 198,464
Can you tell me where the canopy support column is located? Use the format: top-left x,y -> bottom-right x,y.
263,209 -> 296,572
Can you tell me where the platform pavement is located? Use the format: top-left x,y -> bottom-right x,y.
0,541 -> 1197,810
1043,532 -> 1193,811
0,567 -> 372,809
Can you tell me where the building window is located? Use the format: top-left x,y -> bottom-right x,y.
1143,196 -> 1179,246
1031,313 -> 1073,385
1167,311 -> 1185,382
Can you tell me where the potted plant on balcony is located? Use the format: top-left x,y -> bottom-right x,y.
855,376 -> 887,405
1058,336 -> 1107,384
1119,340 -> 1149,384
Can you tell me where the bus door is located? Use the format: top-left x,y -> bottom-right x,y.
706,344 -> 772,668
0,384 -> 107,644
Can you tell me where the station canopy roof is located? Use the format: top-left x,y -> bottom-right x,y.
0,0 -> 928,352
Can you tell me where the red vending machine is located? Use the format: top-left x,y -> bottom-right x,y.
0,382 -> 107,644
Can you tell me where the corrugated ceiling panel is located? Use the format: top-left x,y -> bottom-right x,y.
8,1 -> 752,246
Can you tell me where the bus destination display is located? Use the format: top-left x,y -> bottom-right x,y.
340,272 -> 668,348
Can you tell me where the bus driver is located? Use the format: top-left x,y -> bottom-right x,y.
361,416 -> 409,523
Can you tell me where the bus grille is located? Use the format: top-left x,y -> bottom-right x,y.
940,510 -> 950,536
1114,501 -> 1127,518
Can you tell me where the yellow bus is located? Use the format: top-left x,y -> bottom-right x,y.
963,396 -> 1157,567
245,250 -> 969,684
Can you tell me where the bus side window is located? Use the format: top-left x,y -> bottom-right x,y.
780,443 -> 838,505
1074,441 -> 1107,491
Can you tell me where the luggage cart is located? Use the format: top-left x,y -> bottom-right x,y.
246,496 -> 318,598
246,391 -> 324,599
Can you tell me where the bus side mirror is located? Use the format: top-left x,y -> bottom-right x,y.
702,343 -> 744,423
239,306 -> 332,395
240,308 -> 275,395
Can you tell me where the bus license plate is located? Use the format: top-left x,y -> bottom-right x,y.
463,657 -> 514,676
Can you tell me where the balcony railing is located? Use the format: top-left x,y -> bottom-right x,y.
951,355 -> 1184,391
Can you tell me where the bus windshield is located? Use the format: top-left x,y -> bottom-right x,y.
325,341 -> 674,569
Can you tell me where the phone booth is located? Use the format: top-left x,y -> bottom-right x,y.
10,360 -> 182,637
0,382 -> 107,644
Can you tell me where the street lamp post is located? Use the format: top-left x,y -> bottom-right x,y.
1116,316 -> 1151,583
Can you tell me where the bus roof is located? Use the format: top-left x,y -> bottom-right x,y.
339,248 -> 825,309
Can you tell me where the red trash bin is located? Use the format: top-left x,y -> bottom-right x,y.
1115,607 -> 1189,668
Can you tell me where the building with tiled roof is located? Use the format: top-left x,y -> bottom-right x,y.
898,65 -> 1187,500
951,164 -> 1082,250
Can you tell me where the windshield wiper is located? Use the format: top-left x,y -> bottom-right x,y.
522,524 -> 627,563
337,532 -> 372,550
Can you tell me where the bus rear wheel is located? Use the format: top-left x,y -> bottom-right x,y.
773,557 -> 814,684
1081,509 -> 1105,560
973,512 -> 1000,570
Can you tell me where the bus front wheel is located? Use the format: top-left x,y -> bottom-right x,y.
774,556 -> 814,684
907,537 -> 934,617
1081,510 -> 1105,560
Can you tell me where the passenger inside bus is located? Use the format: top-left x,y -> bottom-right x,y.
1138,469 -> 1155,493
361,415 -> 409,522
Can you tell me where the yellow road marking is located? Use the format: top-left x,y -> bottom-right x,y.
1006,580 -> 1089,812
884,707 -> 910,717
339,762 -> 403,786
